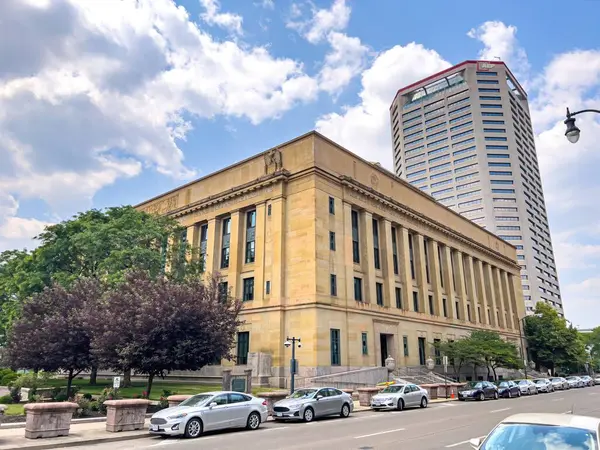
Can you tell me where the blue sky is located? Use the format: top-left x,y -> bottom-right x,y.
1,0 -> 600,328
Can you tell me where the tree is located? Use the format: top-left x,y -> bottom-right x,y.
525,302 -> 587,375
90,271 -> 243,398
5,278 -> 104,398
468,330 -> 521,380
433,338 -> 480,378
582,327 -> 600,372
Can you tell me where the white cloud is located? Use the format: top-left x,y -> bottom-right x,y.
199,0 -> 243,35
0,193 -> 52,251
467,21 -> 530,82
256,0 -> 274,9
287,0 -> 350,44
316,43 -> 450,166
318,32 -> 369,96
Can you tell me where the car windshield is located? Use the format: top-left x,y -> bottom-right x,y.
465,382 -> 483,389
519,380 -> 529,385
498,382 -> 509,387
534,379 -> 545,384
481,423 -> 598,450
289,389 -> 317,399
551,378 -> 562,382
567,377 -> 578,380
179,394 -> 213,407
381,385 -> 405,393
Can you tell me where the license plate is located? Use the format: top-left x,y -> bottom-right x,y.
276,413 -> 282,417
151,425 -> 159,431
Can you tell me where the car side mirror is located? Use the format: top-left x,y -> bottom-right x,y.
209,402 -> 217,408
469,437 -> 482,448
316,395 -> 323,400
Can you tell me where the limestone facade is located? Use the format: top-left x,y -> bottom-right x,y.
137,132 -> 525,384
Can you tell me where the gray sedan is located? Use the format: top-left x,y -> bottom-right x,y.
272,387 -> 353,422
370,383 -> 429,411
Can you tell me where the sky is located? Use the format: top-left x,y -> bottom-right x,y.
1,0 -> 600,328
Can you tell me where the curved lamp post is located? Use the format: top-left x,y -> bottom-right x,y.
564,107 -> 600,143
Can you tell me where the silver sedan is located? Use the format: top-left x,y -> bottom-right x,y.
149,391 -> 268,438
272,387 -> 353,422
370,383 -> 429,411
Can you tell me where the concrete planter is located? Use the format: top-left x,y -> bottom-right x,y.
420,384 -> 439,399
104,399 -> 150,432
357,387 -> 380,407
167,395 -> 192,408
257,391 -> 288,415
24,402 -> 78,439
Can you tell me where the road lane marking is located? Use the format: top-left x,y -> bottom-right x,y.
354,428 -> 405,439
562,410 -> 572,414
552,398 -> 564,402
262,426 -> 288,432
446,436 -> 486,448
490,407 -> 511,413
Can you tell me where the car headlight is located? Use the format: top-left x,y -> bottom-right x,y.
289,403 -> 302,409
167,413 -> 188,420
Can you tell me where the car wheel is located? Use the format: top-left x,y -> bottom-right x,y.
508,390 -> 512,399
396,398 -> 404,411
420,397 -> 428,408
479,392 -> 485,401
340,403 -> 351,418
184,418 -> 203,439
517,390 -> 521,397
303,407 -> 314,423
493,391 -> 499,400
246,412 -> 261,430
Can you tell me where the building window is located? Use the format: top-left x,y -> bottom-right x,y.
424,239 -> 431,283
434,339 -> 441,365
220,217 -> 231,269
391,227 -> 399,275
242,277 -> 254,301
478,306 -> 482,322
467,304 -> 472,321
376,282 -> 384,306
245,210 -> 256,264
395,287 -> 402,309
418,337 -> 426,365
351,210 -> 360,263
236,332 -> 249,365
329,196 -> 335,214
442,298 -> 448,317
361,332 -> 368,355
455,301 -> 461,320
265,280 -> 271,295
408,233 -> 416,279
330,274 -> 337,296
198,223 -> 208,267
330,329 -> 341,366
428,295 -> 434,315
218,281 -> 228,302
329,231 -> 336,251
354,277 -> 363,302
373,219 -> 381,270
267,204 -> 271,216
413,291 -> 419,312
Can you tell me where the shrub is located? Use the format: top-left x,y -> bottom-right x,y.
74,398 -> 92,418
89,401 -> 100,412
54,393 -> 68,402
97,387 -> 120,414
0,368 -> 18,386
161,389 -> 173,398
9,386 -> 21,403
159,396 -> 169,409
0,394 -> 13,404
83,393 -> 93,401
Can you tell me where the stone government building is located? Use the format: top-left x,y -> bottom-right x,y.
136,131 -> 525,387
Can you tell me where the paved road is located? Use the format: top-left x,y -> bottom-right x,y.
65,386 -> 600,450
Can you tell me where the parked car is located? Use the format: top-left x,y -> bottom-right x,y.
550,377 -> 570,390
580,375 -> 595,387
533,378 -> 554,393
495,381 -> 521,399
458,381 -> 499,401
370,383 -> 429,411
517,379 -> 538,395
149,391 -> 268,438
566,376 -> 585,388
595,376 -> 600,385
469,413 -> 600,449
272,387 -> 353,422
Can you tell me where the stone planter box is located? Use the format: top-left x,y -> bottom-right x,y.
104,399 -> 150,432
257,391 -> 288,415
341,388 -> 354,398
420,384 -> 439,400
435,383 -> 463,399
24,402 -> 78,439
357,387 -> 380,407
167,395 -> 192,408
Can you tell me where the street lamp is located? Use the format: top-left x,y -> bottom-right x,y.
284,337 -> 301,394
564,107 -> 600,143
518,313 -> 543,379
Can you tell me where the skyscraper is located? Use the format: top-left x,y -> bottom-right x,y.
390,60 -> 562,316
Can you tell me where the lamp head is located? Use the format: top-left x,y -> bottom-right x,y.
297,342 -> 302,348
564,116 -> 580,143
284,340 -> 291,348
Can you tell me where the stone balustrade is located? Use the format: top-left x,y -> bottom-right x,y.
357,387 -> 380,407
104,399 -> 150,432
24,402 -> 78,439
257,391 -> 288,415
167,395 -> 192,408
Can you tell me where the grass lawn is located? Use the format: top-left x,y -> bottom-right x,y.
41,378 -> 273,401
6,404 -> 24,416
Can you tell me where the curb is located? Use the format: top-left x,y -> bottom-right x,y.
0,413 -> 154,430
0,433 -> 151,450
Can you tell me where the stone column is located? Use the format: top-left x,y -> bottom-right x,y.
253,203 -> 266,303
483,263 -> 499,328
398,227 -> 413,311
222,368 -> 232,391
244,368 -> 253,394
452,250 -> 469,322
492,267 -> 507,329
185,224 -> 199,262
360,211 -> 376,304
429,240 -> 443,316
382,220 -> 396,308
270,197 -> 286,305
501,270 -> 516,330
204,218 -> 217,275
413,234 -> 428,313
464,255 -> 480,324
474,259 -> 491,326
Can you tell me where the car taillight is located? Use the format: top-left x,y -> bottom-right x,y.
262,400 -> 267,406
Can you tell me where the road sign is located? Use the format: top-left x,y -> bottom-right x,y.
113,376 -> 121,389
442,356 -> 449,366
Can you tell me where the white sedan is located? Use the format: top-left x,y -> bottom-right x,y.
470,413 -> 600,449
149,391 -> 268,438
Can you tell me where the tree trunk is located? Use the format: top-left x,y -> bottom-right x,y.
146,373 -> 155,399
492,366 -> 498,381
89,366 -> 98,385
123,368 -> 132,387
66,369 -> 74,400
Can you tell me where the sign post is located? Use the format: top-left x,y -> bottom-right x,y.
442,356 -> 449,399
113,376 -> 121,397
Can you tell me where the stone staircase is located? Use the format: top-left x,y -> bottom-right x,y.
392,366 -> 457,385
